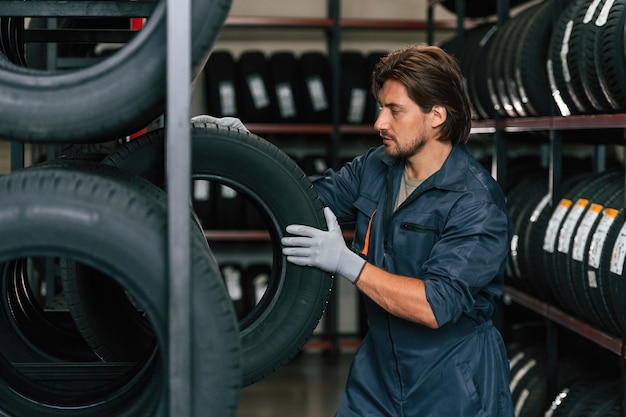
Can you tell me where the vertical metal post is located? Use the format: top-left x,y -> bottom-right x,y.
592,144 -> 606,174
549,130 -> 562,206
492,123 -> 508,190
546,320 -> 559,408
167,0 -> 192,415
426,4 -> 434,45
496,0 -> 510,27
9,142 -> 24,171
455,0 -> 465,42
327,0 -> 341,171
323,0 -> 340,363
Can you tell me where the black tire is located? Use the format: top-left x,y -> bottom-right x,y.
0,163 -> 240,417
98,123 -> 332,386
594,0 -> 626,111
0,0 -> 231,143
513,0 -> 560,116
579,0 -> 615,112
547,0 -> 588,116
562,0 -> 596,114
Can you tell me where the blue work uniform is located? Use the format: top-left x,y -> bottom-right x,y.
312,144 -> 514,417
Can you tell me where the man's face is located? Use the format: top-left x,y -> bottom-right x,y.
374,79 -> 430,159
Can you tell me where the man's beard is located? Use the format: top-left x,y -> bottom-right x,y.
384,133 -> 428,159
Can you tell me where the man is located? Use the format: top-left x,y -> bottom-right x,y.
281,44 -> 514,417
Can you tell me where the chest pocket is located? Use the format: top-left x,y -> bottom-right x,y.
390,218 -> 441,275
352,195 -> 379,256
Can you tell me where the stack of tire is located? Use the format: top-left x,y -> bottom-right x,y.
440,0 -> 626,119
505,156 -> 626,339
204,49 -> 387,125
505,323 -> 621,417
0,1 -> 334,416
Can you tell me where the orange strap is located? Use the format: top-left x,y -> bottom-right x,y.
360,209 -> 377,256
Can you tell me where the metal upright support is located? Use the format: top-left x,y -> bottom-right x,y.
548,130 -> 563,207
166,0 -> 192,415
492,122 -> 508,190
327,0 -> 341,171
9,142 -> 24,171
455,0 -> 465,42
323,0 -> 341,364
545,129 -> 562,405
426,4 -> 434,45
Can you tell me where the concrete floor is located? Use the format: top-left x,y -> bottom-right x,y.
236,352 -> 353,417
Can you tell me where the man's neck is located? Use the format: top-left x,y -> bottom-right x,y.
404,141 -> 453,180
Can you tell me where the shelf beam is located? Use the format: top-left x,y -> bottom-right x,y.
504,285 -> 623,356
0,1 -> 155,17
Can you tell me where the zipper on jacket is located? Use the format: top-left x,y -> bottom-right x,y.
400,223 -> 440,236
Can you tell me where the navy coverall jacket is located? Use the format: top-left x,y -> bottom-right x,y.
312,144 -> 515,417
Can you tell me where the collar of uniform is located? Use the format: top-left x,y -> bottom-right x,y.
378,144 -> 470,192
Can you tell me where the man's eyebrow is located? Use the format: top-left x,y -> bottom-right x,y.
379,101 -> 403,108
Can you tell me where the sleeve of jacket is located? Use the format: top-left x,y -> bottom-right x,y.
310,147 -> 378,224
422,198 -> 511,327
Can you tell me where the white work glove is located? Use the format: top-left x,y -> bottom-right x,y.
281,207 -> 366,283
190,114 -> 249,132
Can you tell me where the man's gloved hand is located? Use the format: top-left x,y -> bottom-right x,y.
281,207 -> 366,283
190,114 -> 249,132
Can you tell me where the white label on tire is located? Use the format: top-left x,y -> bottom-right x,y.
596,0 -> 615,26
347,88 -> 367,123
610,220 -> 626,275
219,81 -> 237,116
560,20 -> 574,83
572,203 -> 602,261
544,199 -> 572,253
588,208 -> 618,268
558,198 -> 588,254
583,0 -> 603,23
194,179 -> 211,201
276,82 -> 297,118
587,269 -> 598,288
306,76 -> 328,112
530,194 -> 551,223
247,74 -> 270,110
220,184 -> 237,199
222,266 -> 243,301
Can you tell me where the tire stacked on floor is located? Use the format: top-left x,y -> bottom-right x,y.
0,1 -> 335,415
440,0 -> 626,118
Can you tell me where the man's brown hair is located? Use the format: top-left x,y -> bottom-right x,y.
372,44 -> 471,145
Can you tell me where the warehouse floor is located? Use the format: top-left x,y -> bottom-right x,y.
236,351 -> 353,417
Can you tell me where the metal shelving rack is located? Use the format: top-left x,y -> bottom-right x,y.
1,1 -> 197,414
165,0 -> 193,415
452,0 -> 626,412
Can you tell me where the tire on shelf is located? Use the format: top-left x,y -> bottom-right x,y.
594,0 -> 626,111
513,0 -> 559,116
553,170 -> 621,324
547,0 -> 588,116
0,162 -> 241,417
0,0 -> 231,143
91,123 -> 332,386
568,180 -> 623,335
560,0 -> 597,114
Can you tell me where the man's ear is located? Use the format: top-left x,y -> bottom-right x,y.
430,105 -> 447,129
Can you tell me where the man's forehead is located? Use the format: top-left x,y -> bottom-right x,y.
379,80 -> 411,104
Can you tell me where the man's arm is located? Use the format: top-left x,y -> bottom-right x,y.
282,207 -> 438,328
354,262 -> 438,328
